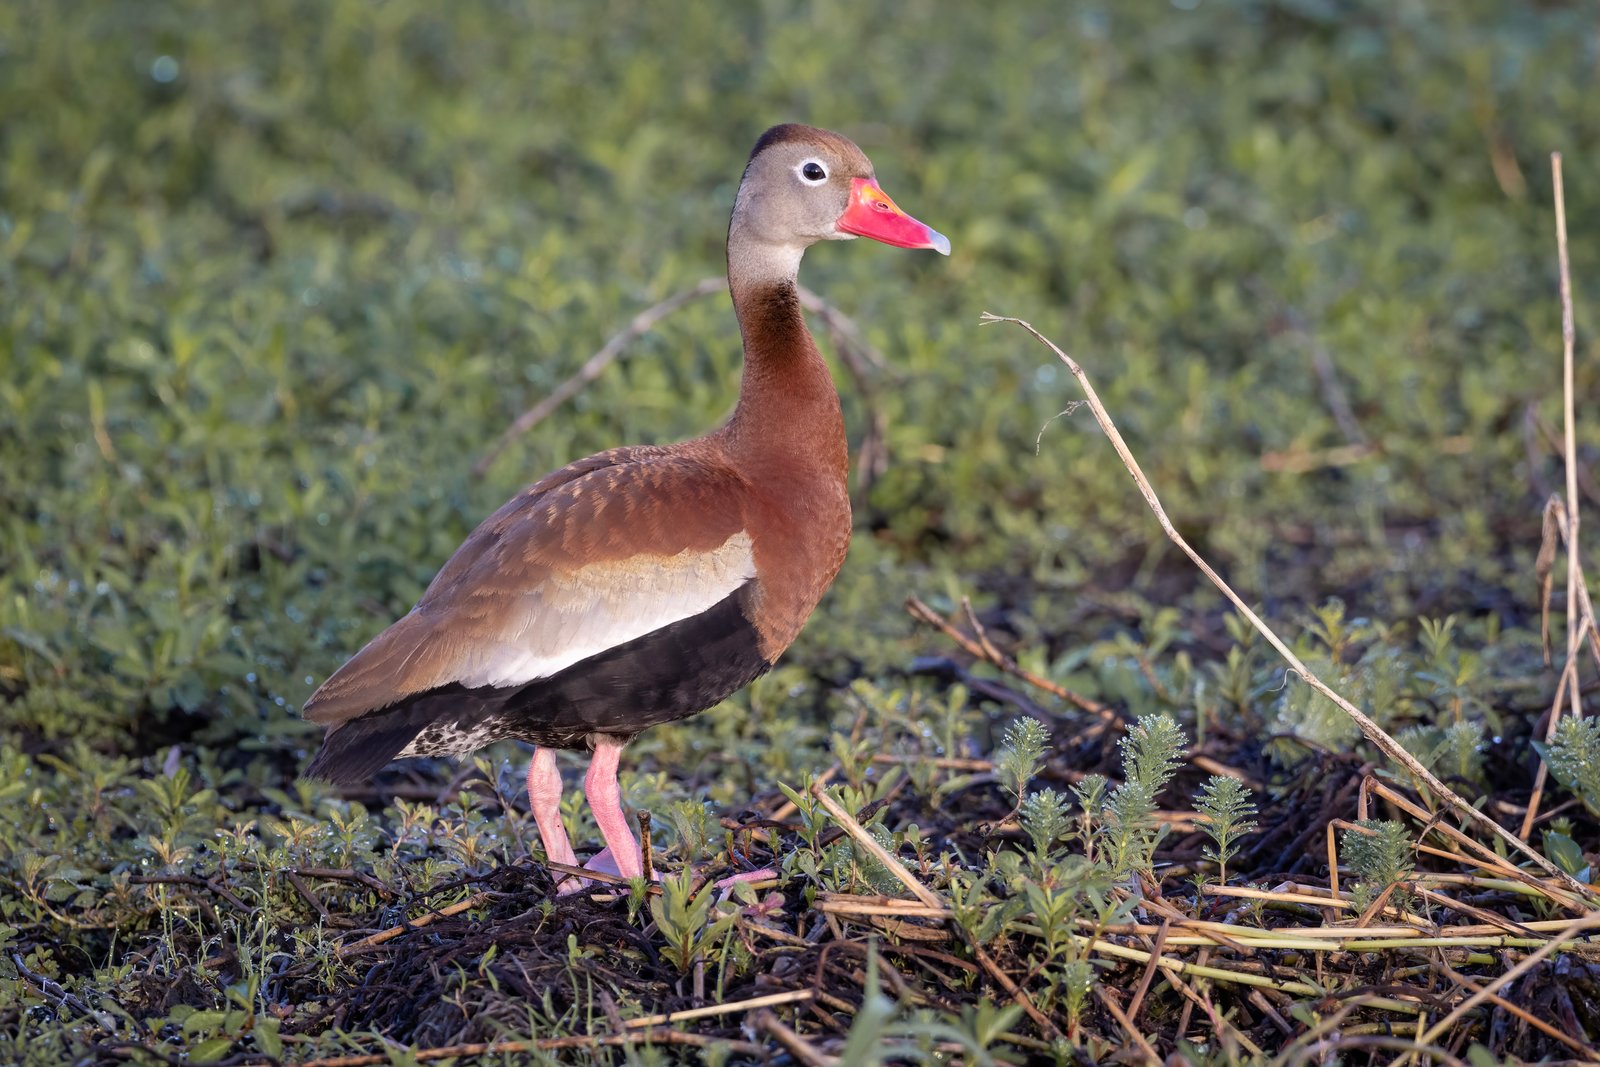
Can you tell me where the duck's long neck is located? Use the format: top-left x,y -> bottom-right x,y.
723,238 -> 847,480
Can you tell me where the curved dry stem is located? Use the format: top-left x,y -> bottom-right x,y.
979,311 -> 1595,902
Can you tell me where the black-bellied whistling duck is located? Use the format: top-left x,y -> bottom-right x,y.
303,124 -> 948,891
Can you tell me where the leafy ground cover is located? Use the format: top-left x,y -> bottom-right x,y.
3,0 -> 1600,1062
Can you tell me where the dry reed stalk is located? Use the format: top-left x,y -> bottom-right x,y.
1555,153 -> 1582,713
815,899 -> 949,920
1094,986 -> 1163,1065
1078,916 -> 1597,953
1070,933 -> 1423,1011
755,1010 -> 837,1067
1522,152 -> 1596,846
1414,913 -> 1600,1049
1201,884 -> 1355,910
809,784 -> 943,910
981,310 -> 1594,898
627,989 -> 814,1029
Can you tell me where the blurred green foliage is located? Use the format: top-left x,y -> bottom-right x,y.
2,0 -> 1598,1060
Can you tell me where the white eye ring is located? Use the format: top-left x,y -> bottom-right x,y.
796,159 -> 829,185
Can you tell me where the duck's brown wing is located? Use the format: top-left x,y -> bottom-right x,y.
302,446 -> 759,780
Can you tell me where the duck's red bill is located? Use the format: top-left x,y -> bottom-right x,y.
836,177 -> 951,255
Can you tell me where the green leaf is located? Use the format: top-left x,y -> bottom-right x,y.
1542,830 -> 1590,882
188,1036 -> 237,1062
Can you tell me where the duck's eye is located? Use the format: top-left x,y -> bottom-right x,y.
799,161 -> 827,184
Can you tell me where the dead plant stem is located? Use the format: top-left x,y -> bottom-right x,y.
979,312 -> 1593,901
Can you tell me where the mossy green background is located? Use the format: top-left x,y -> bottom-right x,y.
1,0 -> 1598,1058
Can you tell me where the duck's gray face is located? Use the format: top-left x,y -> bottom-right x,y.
733,125 -> 950,256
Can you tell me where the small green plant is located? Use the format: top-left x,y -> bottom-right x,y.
996,717 -> 1051,806
1541,716 -> 1600,817
1070,774 -> 1108,863
648,867 -> 738,974
1061,959 -> 1095,1037
1542,818 -> 1590,882
665,798 -> 713,862
775,774 -> 830,856
1193,775 -> 1258,885
1307,598 -> 1356,659
848,822 -> 912,896
1019,787 -> 1072,863
1100,715 -> 1188,880
1400,719 -> 1487,787
1340,820 -> 1415,913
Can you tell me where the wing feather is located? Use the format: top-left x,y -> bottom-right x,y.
303,447 -> 755,726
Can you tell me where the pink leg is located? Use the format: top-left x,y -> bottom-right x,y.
583,738 -> 645,881
715,869 -> 778,891
526,747 -> 578,872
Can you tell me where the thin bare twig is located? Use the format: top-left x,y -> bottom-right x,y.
13,953 -> 120,1031
472,278 -> 894,483
1554,154 -> 1581,714
755,1010 -> 837,1067
473,277 -> 725,476
965,934 -> 1065,1040
979,311 -> 1594,899
336,890 -> 492,956
1094,985 -> 1162,1065
906,595 -> 1117,721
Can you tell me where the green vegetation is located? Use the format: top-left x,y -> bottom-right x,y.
3,0 -> 1599,1062
1195,775 -> 1258,887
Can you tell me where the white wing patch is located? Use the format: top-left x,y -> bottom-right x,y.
446,530 -> 756,689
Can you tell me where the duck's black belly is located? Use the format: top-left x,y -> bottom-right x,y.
306,587 -> 771,783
